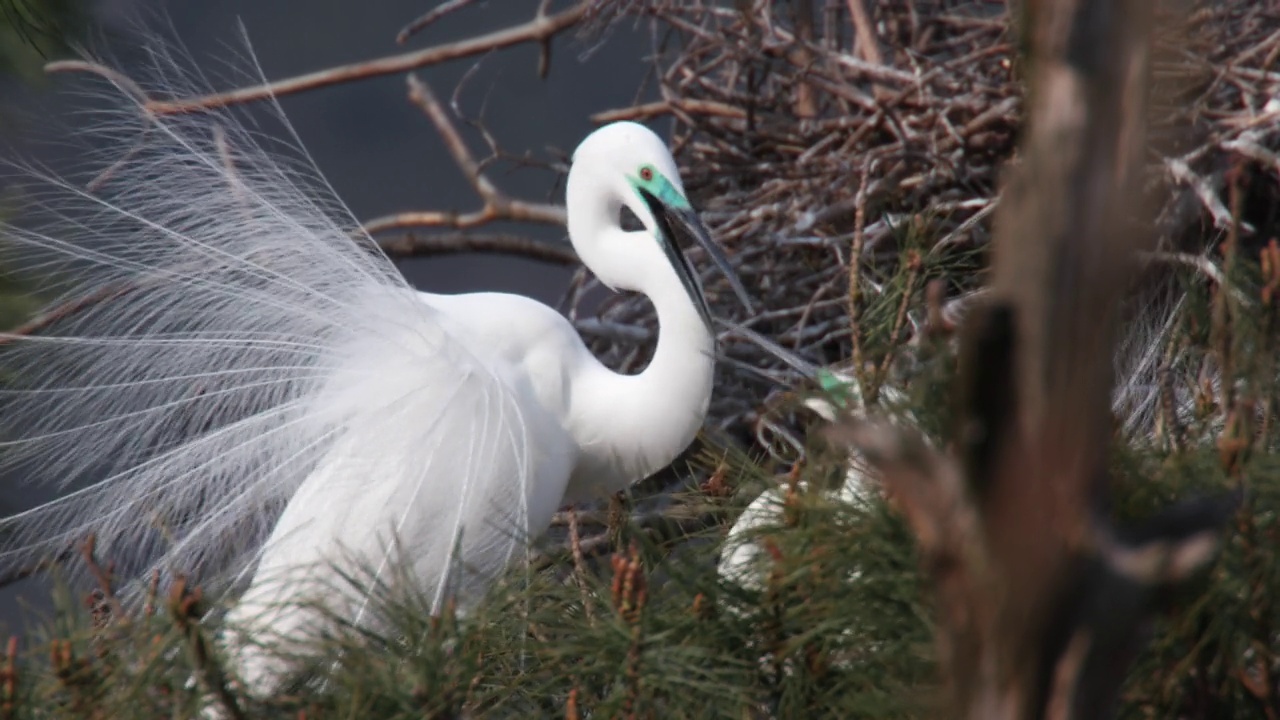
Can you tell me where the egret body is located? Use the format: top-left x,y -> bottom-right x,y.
224,121 -> 751,693
0,45 -> 748,698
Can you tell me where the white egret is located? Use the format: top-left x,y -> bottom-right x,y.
718,298 -> 1208,594
715,328 -> 909,594
0,45 -> 750,696
223,120 -> 752,693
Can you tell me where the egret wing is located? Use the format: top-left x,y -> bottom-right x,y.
0,34 -> 536,601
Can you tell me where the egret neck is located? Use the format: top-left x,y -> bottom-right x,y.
561,178 -> 716,502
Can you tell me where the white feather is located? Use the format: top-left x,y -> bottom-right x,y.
0,33 -> 541,618
0,25 -> 740,700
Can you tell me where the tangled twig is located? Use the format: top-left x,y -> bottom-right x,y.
567,0 -> 1280,439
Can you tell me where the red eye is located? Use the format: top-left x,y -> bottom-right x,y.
639,167 -> 653,181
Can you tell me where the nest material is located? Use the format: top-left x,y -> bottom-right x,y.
566,0 -> 1280,440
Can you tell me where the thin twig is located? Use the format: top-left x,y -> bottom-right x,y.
846,163 -> 871,400
131,2 -> 591,115
79,536 -> 124,626
591,98 -> 748,124
396,0 -> 482,45
566,507 -> 595,624
377,232 -> 578,265
0,284 -> 137,345
359,74 -> 567,236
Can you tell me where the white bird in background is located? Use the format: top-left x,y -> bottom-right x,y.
0,43 -> 750,696
714,329 -> 911,595
717,295 -> 1206,595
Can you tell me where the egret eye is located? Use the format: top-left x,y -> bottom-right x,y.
639,166 -> 654,182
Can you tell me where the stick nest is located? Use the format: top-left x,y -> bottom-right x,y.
566,0 -> 1280,440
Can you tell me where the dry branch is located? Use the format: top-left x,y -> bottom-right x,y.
574,0 -> 1280,441
822,1 -> 1237,717
130,2 -> 591,115
22,9 -> 589,343
0,283 -> 136,346
361,74 -> 567,236
376,233 -> 578,266
396,0 -> 483,45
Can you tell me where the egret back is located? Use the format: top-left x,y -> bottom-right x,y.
0,31 -> 535,606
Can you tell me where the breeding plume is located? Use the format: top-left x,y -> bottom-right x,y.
0,44 -> 749,694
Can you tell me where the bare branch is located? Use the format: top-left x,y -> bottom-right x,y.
591,99 -> 748,124
0,284 -> 137,346
358,74 -> 567,237
81,2 -> 593,115
44,58 -> 151,104
824,2 -> 1238,718
377,232 -> 578,266
396,0 -> 481,45
845,0 -> 884,67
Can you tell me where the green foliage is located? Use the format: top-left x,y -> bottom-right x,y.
0,0 -> 82,332
0,0 -> 79,81
0,190 -> 40,336
1109,237 -> 1280,718
0,261 -> 36,331
0,194 -> 40,333
0,443 -> 939,719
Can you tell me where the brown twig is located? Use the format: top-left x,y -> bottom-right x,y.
846,163 -> 871,400
79,535 -> 124,625
377,232 -> 578,265
42,60 -> 159,191
788,0 -> 819,118
361,74 -> 568,236
0,637 -> 16,720
169,578 -> 246,720
590,98 -> 748,124
875,249 -> 921,389
845,0 -> 884,67
396,0 -> 482,45
822,3 -> 1238,718
0,284 -> 137,346
0,548 -> 73,590
566,506 -> 595,624
531,509 -> 715,572
124,2 -> 591,116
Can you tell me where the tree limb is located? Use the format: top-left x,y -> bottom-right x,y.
824,2 -> 1238,718
360,74 -> 568,236
378,232 -> 578,266
78,2 -> 593,116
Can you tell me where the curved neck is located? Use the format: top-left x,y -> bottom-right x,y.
564,176 -> 716,497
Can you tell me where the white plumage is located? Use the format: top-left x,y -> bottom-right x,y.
717,293 -> 1210,594
0,37 -> 749,695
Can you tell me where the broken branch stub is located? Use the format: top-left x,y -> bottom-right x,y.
825,1 -> 1237,718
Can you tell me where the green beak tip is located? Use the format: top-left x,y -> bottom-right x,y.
815,369 -> 855,409
815,369 -> 843,392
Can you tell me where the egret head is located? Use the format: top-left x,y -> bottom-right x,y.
567,121 -> 752,329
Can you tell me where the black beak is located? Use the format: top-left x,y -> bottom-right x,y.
638,188 -> 753,331
722,321 -> 861,418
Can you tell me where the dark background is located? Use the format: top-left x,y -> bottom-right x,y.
0,0 -> 653,629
